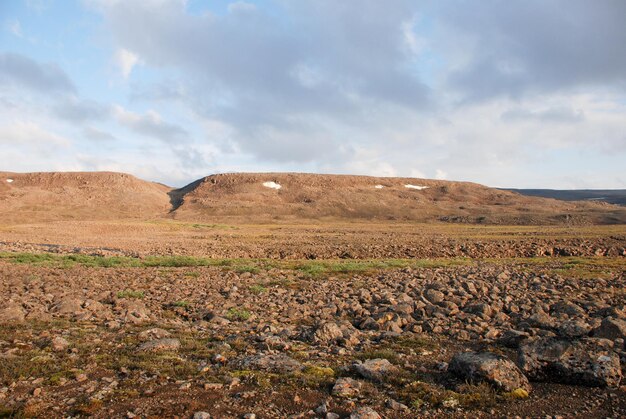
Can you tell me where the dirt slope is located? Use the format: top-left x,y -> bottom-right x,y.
171,173 -> 626,224
0,171 -> 171,223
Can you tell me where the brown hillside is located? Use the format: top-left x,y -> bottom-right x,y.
1,171 -> 624,224
0,171 -> 171,223
171,173 -> 626,224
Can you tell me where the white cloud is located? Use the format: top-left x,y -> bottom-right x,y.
115,48 -> 140,79
112,105 -> 188,143
435,169 -> 447,180
228,1 -> 257,14
0,121 -> 71,146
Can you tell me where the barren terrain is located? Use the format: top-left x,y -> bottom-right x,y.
0,172 -> 625,418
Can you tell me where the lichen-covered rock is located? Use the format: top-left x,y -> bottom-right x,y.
449,351 -> 531,392
518,337 -> 622,388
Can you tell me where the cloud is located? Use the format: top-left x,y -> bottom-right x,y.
438,0 -> 626,100
0,52 -> 75,93
4,19 -> 23,37
3,0 -> 625,189
500,107 -> 585,124
82,126 -> 116,141
53,96 -> 110,122
115,48 -> 140,79
0,121 -> 71,147
112,105 -> 188,143
91,0 -> 431,164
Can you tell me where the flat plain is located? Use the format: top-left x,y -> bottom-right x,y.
1,173 -> 625,418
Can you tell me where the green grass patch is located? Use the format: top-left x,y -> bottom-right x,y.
225,307 -> 251,321
116,290 -> 145,299
249,284 -> 268,294
1,252 -> 624,282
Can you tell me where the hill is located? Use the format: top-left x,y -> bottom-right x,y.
170,173 -> 626,224
2,171 -> 625,224
0,171 -> 171,223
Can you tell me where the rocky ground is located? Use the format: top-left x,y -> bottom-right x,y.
1,255 -> 625,418
1,221 -> 625,260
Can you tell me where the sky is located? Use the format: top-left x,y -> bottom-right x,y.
1,0 -> 625,188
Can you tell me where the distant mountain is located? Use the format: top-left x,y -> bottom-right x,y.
504,189 -> 626,206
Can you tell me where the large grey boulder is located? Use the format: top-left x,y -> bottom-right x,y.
518,337 -> 622,388
449,351 -> 531,392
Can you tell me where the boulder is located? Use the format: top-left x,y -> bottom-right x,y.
311,321 -> 359,346
353,358 -> 397,382
424,289 -> 445,304
449,351 -> 531,392
115,299 -> 151,324
52,297 -> 85,318
518,337 -> 622,388
499,329 -> 530,348
312,322 -> 344,345
557,320 -> 592,338
593,317 -> 626,341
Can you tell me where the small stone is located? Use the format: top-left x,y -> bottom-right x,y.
137,338 -> 181,352
51,336 -> 70,352
138,327 -> 171,341
212,354 -> 227,365
32,387 -> 42,396
193,412 -> 211,419
386,399 -> 409,410
349,406 -> 381,419
75,373 -> 88,382
332,377 -> 361,398
243,414 -> 256,419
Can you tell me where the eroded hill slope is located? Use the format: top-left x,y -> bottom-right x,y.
0,171 -> 171,223
1,171 -> 625,224
171,173 -> 626,224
